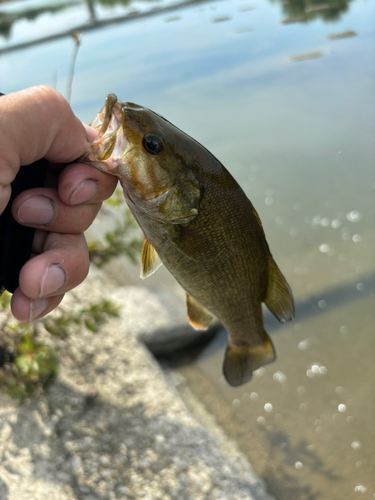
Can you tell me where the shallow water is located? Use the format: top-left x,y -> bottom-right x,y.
1,0 -> 374,497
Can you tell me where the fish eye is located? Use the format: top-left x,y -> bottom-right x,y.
142,133 -> 164,155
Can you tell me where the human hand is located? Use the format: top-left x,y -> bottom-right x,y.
0,86 -> 117,322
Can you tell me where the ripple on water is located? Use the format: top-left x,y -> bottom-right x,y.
354,485 -> 367,493
253,367 -> 265,378
250,392 -> 258,401
298,339 -> 310,351
346,210 -> 362,222
307,363 -> 327,378
273,371 -> 287,383
319,243 -> 331,253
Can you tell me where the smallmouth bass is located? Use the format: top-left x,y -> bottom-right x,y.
81,93 -> 294,387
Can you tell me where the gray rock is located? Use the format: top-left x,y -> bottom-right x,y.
109,286 -> 221,356
0,267 -> 274,500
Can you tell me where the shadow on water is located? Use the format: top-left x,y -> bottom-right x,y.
144,322 -> 222,358
264,467 -> 320,500
266,429 -> 341,481
153,271 -> 375,366
262,430 -> 344,500
278,271 -> 375,330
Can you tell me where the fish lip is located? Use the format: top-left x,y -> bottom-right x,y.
79,95 -> 132,174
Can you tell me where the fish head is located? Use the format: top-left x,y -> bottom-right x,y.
81,93 -> 202,223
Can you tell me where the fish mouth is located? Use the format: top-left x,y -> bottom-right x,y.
80,93 -> 131,175
80,94 -> 176,209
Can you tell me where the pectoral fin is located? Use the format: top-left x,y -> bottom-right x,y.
264,254 -> 294,323
186,294 -> 214,330
223,336 -> 276,387
140,238 -> 162,279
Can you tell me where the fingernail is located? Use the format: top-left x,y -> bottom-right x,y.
29,298 -> 48,321
18,195 -> 54,225
70,179 -> 98,205
39,265 -> 66,297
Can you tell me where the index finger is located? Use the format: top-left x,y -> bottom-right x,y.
0,86 -> 90,213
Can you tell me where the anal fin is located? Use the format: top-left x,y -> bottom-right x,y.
223,336 -> 276,387
186,294 -> 214,330
264,254 -> 294,323
140,238 -> 162,279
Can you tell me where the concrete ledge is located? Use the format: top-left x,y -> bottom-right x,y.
0,267 -> 274,500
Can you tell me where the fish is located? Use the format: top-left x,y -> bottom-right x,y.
81,93 -> 294,387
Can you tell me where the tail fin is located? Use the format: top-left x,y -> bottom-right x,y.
223,336 -> 276,387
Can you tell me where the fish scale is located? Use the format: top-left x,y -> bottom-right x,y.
81,93 -> 294,387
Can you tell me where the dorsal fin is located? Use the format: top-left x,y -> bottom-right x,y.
140,238 -> 162,279
186,294 -> 214,330
264,254 -> 294,323
251,206 -> 264,234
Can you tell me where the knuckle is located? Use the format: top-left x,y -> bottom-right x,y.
31,86 -> 70,127
33,85 -> 64,105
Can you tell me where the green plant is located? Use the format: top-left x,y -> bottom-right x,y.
89,190 -> 143,268
0,292 -> 47,400
43,299 -> 121,336
0,291 -> 121,401
0,186 -> 142,401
